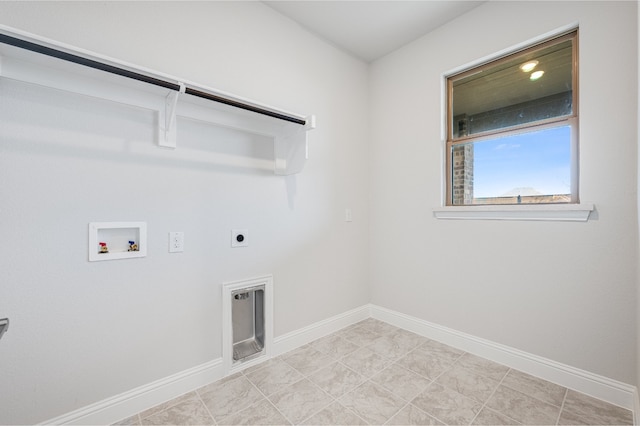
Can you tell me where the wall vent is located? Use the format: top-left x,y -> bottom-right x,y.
222,275 -> 273,374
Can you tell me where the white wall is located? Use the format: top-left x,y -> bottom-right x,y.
637,0 -> 640,397
369,1 -> 638,385
0,2 -> 370,424
2,1 -> 639,423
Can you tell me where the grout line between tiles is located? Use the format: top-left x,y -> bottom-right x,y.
392,384 -> 448,426
266,397 -> 294,426
137,391 -> 190,421
368,340 -> 442,425
256,381 -> 292,426
499,378 -> 567,408
383,399 -> 411,425
225,372 -> 290,425
555,387 -> 569,426
468,366 -> 511,425
278,372 -> 338,424
295,398 -> 335,424
127,320 -> 631,426
194,391 -> 217,426
290,374 -> 341,425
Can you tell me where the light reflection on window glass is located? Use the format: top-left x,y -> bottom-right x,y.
451,39 -> 573,138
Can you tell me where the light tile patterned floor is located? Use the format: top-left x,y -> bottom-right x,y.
115,319 -> 633,425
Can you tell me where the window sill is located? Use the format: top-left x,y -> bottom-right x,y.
433,203 -> 594,222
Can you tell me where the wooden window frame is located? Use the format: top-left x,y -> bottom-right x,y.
445,30 -> 579,206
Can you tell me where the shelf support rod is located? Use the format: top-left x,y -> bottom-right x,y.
0,30 -> 307,126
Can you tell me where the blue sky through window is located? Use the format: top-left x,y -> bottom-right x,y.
472,126 -> 571,198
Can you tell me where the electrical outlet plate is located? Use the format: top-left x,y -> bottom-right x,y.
231,229 -> 248,248
169,232 -> 184,253
345,208 -> 353,222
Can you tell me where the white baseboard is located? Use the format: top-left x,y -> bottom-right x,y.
633,387 -> 640,426
273,305 -> 371,356
370,304 -> 637,411
42,304 -> 369,425
43,358 -> 225,425
43,303 -> 636,424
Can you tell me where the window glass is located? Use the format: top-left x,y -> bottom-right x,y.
457,125 -> 572,204
447,31 -> 577,206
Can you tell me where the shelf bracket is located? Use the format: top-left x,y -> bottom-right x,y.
274,115 -> 316,175
158,82 -> 185,148
0,318 -> 9,341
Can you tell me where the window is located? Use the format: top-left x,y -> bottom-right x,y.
446,31 -> 578,206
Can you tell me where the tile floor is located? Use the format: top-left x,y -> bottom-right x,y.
115,318 -> 633,425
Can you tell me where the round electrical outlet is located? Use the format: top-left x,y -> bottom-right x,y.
231,229 -> 249,247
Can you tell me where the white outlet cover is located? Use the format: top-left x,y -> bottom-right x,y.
169,231 -> 184,253
345,208 -> 353,222
231,229 -> 248,248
